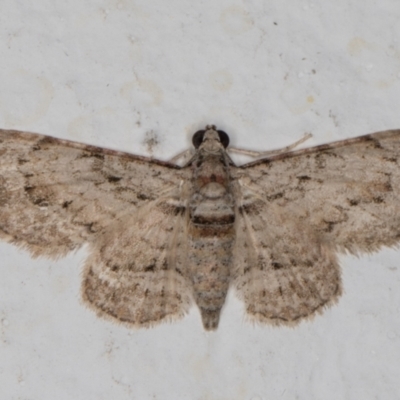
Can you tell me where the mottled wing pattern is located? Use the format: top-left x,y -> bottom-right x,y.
239,130 -> 400,253
232,129 -> 400,324
232,186 -> 341,325
0,129 -> 186,257
0,129 -> 193,327
3,127 -> 399,329
83,189 -> 193,326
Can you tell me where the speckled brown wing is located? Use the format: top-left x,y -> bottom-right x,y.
232,129 -> 400,325
83,188 -> 193,327
0,129 -> 187,257
232,184 -> 342,325
237,129 -> 400,254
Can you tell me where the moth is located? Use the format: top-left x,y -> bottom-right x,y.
1,126 -> 399,330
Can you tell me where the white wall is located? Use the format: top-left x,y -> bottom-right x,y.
1,1 -> 400,399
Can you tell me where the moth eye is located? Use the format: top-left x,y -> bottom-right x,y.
192,130 -> 206,148
217,130 -> 230,148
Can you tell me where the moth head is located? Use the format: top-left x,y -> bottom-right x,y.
192,125 -> 230,150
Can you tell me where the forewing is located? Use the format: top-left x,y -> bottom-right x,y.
83,191 -> 192,327
232,186 -> 341,325
0,129 -> 186,257
237,130 -> 400,254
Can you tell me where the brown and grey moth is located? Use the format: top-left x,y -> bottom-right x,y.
1,126 -> 399,330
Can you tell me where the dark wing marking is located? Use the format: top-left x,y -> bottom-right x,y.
83,190 -> 192,327
237,130 -> 400,254
0,129 -> 187,257
232,185 -> 341,325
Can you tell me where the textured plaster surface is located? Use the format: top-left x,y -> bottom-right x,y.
1,1 -> 400,399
